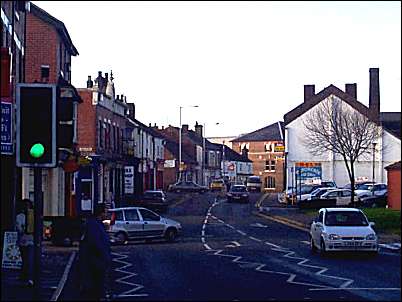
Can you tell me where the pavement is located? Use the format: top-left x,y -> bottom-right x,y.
1,241 -> 78,301
255,192 -> 401,253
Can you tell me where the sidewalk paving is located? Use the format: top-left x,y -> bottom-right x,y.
1,241 -> 78,301
258,192 -> 401,251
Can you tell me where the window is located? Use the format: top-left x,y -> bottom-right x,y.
265,160 -> 275,171
41,65 -> 50,80
139,209 -> 160,221
98,120 -> 103,148
113,125 -> 116,151
341,190 -> 351,197
318,211 -> 324,223
265,176 -> 276,189
124,209 -> 139,221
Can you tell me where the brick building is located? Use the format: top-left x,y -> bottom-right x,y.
76,71 -> 128,211
231,122 -> 285,192
21,2 -> 81,222
1,1 -> 29,236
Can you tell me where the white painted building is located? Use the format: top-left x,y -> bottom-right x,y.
284,69 -> 401,189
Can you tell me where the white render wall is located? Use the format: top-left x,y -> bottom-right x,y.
285,94 -> 401,188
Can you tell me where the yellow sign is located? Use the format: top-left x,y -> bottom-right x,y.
78,156 -> 92,165
274,145 -> 285,152
179,162 -> 186,171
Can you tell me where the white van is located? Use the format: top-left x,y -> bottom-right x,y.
246,176 -> 262,192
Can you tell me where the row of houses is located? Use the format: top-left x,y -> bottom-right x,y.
1,2 -> 253,238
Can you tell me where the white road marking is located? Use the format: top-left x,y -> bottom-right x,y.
204,244 -> 211,250
201,237 -> 205,243
51,251 -> 76,301
226,241 -> 241,248
201,230 -> 205,237
237,230 -> 247,236
249,236 -> 262,242
309,288 -> 401,291
301,241 -> 310,245
225,224 -> 235,229
265,242 -> 281,249
250,223 -> 268,228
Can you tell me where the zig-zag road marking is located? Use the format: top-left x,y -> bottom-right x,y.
112,252 -> 149,298
202,202 -> 356,291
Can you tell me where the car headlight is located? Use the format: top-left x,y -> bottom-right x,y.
328,234 -> 341,240
242,194 -> 248,197
366,234 -> 376,240
227,193 -> 232,197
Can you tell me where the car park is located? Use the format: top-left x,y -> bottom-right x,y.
320,189 -> 358,206
210,179 -> 225,191
168,180 -> 208,193
103,207 -> 182,244
355,183 -> 387,199
310,208 -> 378,255
227,185 -> 249,203
307,187 -> 336,200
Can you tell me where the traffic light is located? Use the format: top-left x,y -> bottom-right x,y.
16,84 -> 57,167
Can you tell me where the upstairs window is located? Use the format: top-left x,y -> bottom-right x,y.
265,160 -> 275,171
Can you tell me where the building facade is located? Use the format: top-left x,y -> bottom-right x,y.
284,68 -> 401,189
231,122 -> 285,192
385,161 -> 401,210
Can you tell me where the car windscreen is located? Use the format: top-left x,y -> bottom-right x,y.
357,184 -> 373,190
247,177 -> 261,183
299,186 -> 315,194
325,211 -> 369,226
144,192 -> 162,199
230,186 -> 247,192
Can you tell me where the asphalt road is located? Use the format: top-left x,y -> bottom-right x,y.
109,191 -> 401,301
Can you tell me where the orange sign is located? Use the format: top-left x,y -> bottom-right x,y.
295,162 -> 321,168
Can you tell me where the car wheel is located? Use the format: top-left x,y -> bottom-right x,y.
116,232 -> 127,245
165,228 -> 177,242
320,238 -> 326,256
310,236 -> 317,253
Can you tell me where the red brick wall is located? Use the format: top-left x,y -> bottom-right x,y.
387,169 -> 401,210
25,13 -> 59,83
77,89 -> 96,150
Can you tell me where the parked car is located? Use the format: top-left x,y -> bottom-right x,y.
227,185 -> 250,203
355,183 -> 387,199
320,181 -> 337,188
343,181 -> 375,190
320,189 -> 359,206
246,176 -> 262,192
360,194 -> 387,208
310,207 -> 378,255
103,207 -> 182,244
307,187 -> 336,200
168,181 -> 208,193
295,184 -> 326,201
137,190 -> 168,212
210,179 -> 225,191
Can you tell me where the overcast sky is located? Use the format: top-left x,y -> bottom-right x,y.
33,1 -> 401,137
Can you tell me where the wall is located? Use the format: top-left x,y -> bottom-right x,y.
387,169 -> 401,210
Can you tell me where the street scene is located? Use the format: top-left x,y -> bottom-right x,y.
1,1 -> 401,301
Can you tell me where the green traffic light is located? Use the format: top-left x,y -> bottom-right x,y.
30,143 -> 45,158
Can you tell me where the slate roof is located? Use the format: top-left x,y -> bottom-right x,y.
221,145 -> 252,163
380,112 -> 401,139
186,131 -> 221,151
31,3 -> 78,56
230,121 -> 284,142
385,161 -> 401,171
163,139 -> 197,164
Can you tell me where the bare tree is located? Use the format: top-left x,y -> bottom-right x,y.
302,98 -> 382,205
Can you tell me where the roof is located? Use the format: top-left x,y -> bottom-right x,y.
163,138 -> 197,164
126,118 -> 165,139
30,3 -> 78,56
231,121 -> 284,142
385,161 -> 401,171
222,145 -> 252,163
380,112 -> 401,139
284,85 -> 376,126
186,131 -> 221,151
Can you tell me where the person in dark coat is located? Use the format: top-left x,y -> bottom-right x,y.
79,204 -> 111,301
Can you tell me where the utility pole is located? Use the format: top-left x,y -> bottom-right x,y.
33,168 -> 43,300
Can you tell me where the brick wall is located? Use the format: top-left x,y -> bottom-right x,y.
25,13 -> 59,83
77,89 -> 96,150
387,169 -> 401,210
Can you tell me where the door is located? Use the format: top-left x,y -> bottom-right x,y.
138,208 -> 165,237
340,190 -> 352,206
312,211 -> 324,244
123,209 -> 144,239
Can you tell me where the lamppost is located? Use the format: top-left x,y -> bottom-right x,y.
178,105 -> 199,182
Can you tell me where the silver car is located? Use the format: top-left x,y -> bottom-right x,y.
103,207 -> 182,244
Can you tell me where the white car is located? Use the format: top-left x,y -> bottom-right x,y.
355,183 -> 387,199
307,187 -> 336,201
310,208 -> 378,255
320,189 -> 358,206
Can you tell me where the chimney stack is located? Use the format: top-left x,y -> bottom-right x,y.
369,68 -> 380,121
87,76 -> 93,88
345,83 -> 357,99
194,121 -> 203,137
182,124 -> 189,133
127,103 -> 135,120
241,145 -> 249,159
304,85 -> 315,102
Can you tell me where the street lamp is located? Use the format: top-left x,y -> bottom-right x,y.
372,142 -> 377,193
178,105 -> 199,182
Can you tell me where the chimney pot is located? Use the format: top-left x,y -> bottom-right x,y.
87,75 -> 93,88
304,85 -> 315,102
182,124 -> 189,132
345,83 -> 357,99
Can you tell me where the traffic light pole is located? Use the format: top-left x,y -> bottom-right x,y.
33,167 -> 43,300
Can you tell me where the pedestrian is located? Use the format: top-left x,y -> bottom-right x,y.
16,198 -> 34,287
79,204 -> 112,301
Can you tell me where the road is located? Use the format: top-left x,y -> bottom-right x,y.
110,191 -> 401,301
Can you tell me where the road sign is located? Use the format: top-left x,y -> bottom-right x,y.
1,101 -> 13,154
274,145 -> 285,152
2,232 -> 22,269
